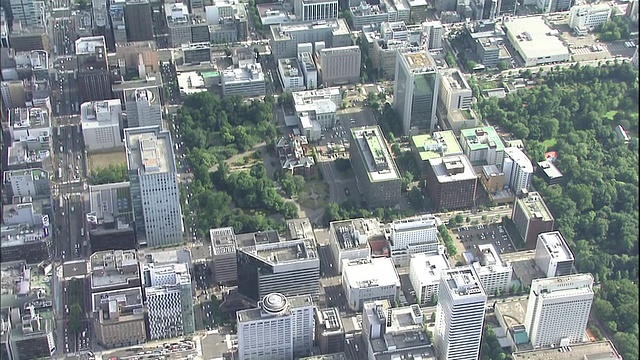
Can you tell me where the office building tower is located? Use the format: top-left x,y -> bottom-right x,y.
393,49 -> 440,135
349,126 -> 401,208
236,233 -> 320,301
329,218 -> 382,273
342,257 -> 400,311
1,305 -> 55,360
87,182 -> 136,252
439,68 -> 472,111
109,0 -> 127,44
80,99 -> 123,152
511,191 -> 554,248
315,46 -> 361,87
524,274 -> 594,348
7,0 -> 44,27
388,214 -> 439,266
409,252 -> 450,305
237,293 -> 314,360
142,262 -> 195,340
209,227 -> 238,284
182,42 -> 211,64
502,147 -> 533,194
269,19 -> 351,60
165,3 -> 192,47
91,287 -> 146,348
314,307 -> 345,354
89,250 -> 142,293
410,130 -> 464,179
1,80 -> 26,108
434,267 -> 487,360
124,126 -> 183,247
76,36 -> 113,102
0,220 -> 53,264
125,0 -> 153,42
423,20 -> 443,50
534,231 -> 574,278
471,244 -> 512,296
125,88 -> 162,128
2,168 -> 50,199
294,0 -> 338,21
459,127 -> 505,168
220,61 -> 266,98
425,155 -> 477,211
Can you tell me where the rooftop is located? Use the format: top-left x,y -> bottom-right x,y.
87,182 -> 133,229
275,135 -> 315,171
221,62 -> 265,83
236,230 -> 280,248
343,258 -> 400,289
90,250 -> 140,290
140,248 -> 192,265
270,18 -> 350,41
411,130 -> 462,161
8,107 -> 51,131
400,50 -> 436,72
75,36 -> 107,56
247,238 -> 317,265
3,168 -> 48,185
391,214 -> 438,232
503,17 -> 570,59
410,252 -> 450,285
299,354 -> 347,360
318,46 -> 361,56
442,267 -> 486,299
429,155 -> 477,183
530,273 -> 594,296
164,2 -> 191,26
91,287 -> 143,312
331,218 -> 384,251
351,126 -> 400,182
125,126 -> 176,175
143,262 -> 191,287
494,297 -> 528,329
512,340 -> 622,360
237,293 -> 313,322
6,143 -> 51,167
505,147 -> 533,173
442,68 -> 471,91
460,127 -> 505,152
210,227 -> 237,255
80,99 -> 122,128
278,58 -> 304,78
537,231 -> 574,262
0,224 -> 49,248
516,191 -> 553,222
537,160 -> 563,180
316,307 -> 344,334
285,218 -> 314,241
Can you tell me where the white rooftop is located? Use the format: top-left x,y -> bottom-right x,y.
351,126 -> 400,182
125,126 -> 175,175
75,36 -> 107,55
343,257 -> 400,289
505,147 -> 533,172
537,231 -> 574,262
410,252 -> 450,285
391,214 -> 438,232
442,267 -> 486,299
503,17 -> 569,60
81,99 -> 122,129
429,155 -> 477,183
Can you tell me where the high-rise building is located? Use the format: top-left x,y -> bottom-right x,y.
124,0 -> 153,42
314,307 -> 345,354
76,36 -> 113,102
459,127 -> 505,168
1,305 -> 55,360
315,46 -> 361,87
86,182 -> 136,252
434,267 -> 487,360
237,293 -> 314,360
236,232 -> 320,301
80,99 -> 123,152
209,227 -> 238,284
142,262 -> 195,340
109,0 -> 127,44
393,49 -> 440,135
423,20 -> 443,50
503,147 -> 533,194
438,68 -> 472,112
125,88 -> 162,129
424,155 -> 477,211
524,274 -> 594,348
511,191 -> 554,249
164,3 -> 192,47
294,0 -> 338,21
534,231 -> 574,278
388,214 -> 439,266
470,244 -> 512,296
349,126 -> 401,208
7,0 -> 44,27
409,252 -> 450,305
124,126 -> 183,247
342,257 -> 400,311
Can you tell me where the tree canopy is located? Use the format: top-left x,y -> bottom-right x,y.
89,163 -> 128,185
476,62 -> 639,359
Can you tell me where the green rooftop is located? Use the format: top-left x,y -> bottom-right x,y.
201,71 -> 219,78
411,130 -> 463,161
460,126 -> 505,152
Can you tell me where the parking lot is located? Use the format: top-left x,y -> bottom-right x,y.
453,223 -> 516,256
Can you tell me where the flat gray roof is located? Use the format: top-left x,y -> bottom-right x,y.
124,126 -> 175,175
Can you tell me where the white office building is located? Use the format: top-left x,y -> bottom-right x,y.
534,231 -> 575,278
125,88 -> 162,128
524,274 -> 594,348
294,0 -> 338,21
471,244 -> 513,296
423,20 -> 443,50
434,267 -> 487,360
81,99 -> 124,152
142,262 -> 195,340
221,61 -> 266,97
409,252 -> 450,305
503,147 -> 533,194
292,88 -> 340,141
342,257 -> 400,311
439,68 -> 473,111
277,58 -> 306,92
237,293 -> 314,360
3,168 -> 50,198
389,214 -> 439,266
329,218 -> 382,274
569,4 -> 612,35
125,126 -> 184,247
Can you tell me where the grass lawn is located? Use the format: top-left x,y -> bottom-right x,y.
603,110 -> 618,120
543,138 -> 557,148
298,181 -> 329,210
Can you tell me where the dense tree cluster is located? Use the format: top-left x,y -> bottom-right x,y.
476,62 -> 639,359
175,93 -> 293,235
88,163 -> 128,185
438,225 -> 458,257
480,325 -> 512,360
274,171 -> 305,198
67,278 -> 86,334
594,16 -> 631,42
323,199 -> 413,225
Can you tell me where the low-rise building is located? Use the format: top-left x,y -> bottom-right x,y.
480,164 -> 504,193
315,46 -> 361,86
275,135 -> 315,176
182,42 -> 211,64
409,252 -> 450,305
342,258 -> 400,311
2,168 -> 50,199
459,127 -> 505,169
80,99 -> 123,152
89,250 -> 142,293
349,0 -> 409,30
410,130 -> 463,179
536,160 -> 563,186
293,88 -> 340,141
388,214 -> 440,266
534,231 -> 574,278
91,287 -> 146,348
424,155 -> 477,211
0,222 -> 53,264
463,21 -> 511,68
569,4 -> 612,35
504,17 -> 570,67
269,19 -> 351,60
86,182 -> 136,252
221,60 -> 266,97
329,218 -> 382,273
6,107 -> 51,153
278,58 -> 306,91
349,126 -> 401,208
3,306 -> 55,360
511,191 -> 555,249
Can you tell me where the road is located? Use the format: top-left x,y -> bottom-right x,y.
51,60 -> 80,116
51,17 -> 75,56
